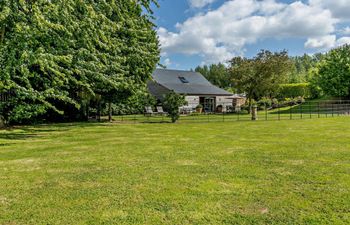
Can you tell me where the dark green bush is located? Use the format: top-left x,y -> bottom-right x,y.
163,92 -> 187,123
258,97 -> 272,110
278,83 -> 311,98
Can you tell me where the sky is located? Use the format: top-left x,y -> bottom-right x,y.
151,0 -> 350,70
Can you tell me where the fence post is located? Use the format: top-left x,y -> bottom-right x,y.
265,102 -> 268,121
332,103 -> 334,117
278,104 -> 280,120
300,103 -> 302,119
318,102 -> 320,118
309,102 -> 312,119
290,104 -> 292,120
134,114 -> 136,124
251,105 -> 258,121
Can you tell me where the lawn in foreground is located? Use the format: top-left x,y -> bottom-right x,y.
0,118 -> 349,224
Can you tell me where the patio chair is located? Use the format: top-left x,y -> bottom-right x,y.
144,106 -> 154,116
156,106 -> 168,115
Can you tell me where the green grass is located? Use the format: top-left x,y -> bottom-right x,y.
1,118 -> 350,224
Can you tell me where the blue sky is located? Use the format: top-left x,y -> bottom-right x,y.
151,0 -> 350,70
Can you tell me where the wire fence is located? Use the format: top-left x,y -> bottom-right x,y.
112,100 -> 350,124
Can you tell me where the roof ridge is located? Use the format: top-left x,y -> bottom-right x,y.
155,68 -> 195,73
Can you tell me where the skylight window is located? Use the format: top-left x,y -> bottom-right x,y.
179,76 -> 189,83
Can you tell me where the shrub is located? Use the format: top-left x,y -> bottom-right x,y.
278,83 -> 311,99
278,97 -> 305,108
163,92 -> 187,123
196,104 -> 203,109
271,98 -> 279,108
258,97 -> 272,110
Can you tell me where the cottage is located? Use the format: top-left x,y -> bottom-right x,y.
148,69 -> 243,112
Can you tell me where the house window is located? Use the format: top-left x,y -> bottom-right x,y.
178,76 -> 189,83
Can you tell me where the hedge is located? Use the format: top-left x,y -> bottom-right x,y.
278,83 -> 311,98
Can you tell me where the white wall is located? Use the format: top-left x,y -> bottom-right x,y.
185,96 -> 199,108
216,96 -> 233,108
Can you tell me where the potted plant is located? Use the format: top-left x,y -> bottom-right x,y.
196,104 -> 203,113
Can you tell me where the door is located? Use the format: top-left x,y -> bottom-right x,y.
200,97 -> 215,112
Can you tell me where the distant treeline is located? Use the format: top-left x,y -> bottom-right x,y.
194,45 -> 350,108
194,53 -> 325,90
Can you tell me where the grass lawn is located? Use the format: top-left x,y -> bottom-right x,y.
0,118 -> 350,224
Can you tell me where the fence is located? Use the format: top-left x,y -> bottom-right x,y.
112,100 -> 350,124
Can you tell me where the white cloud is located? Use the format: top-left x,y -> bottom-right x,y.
336,37 -> 350,46
305,35 -> 336,49
164,58 -> 172,67
340,27 -> 350,35
189,0 -> 216,8
304,35 -> 350,49
309,0 -> 350,20
158,0 -> 340,63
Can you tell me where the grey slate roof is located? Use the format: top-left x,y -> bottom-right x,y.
149,69 -> 232,96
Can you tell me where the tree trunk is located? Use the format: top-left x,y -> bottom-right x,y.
108,102 -> 112,122
247,94 -> 253,114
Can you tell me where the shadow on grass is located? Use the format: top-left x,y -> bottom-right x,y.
0,121 -> 109,141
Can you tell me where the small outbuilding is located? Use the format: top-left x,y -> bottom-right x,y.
148,69 -> 244,112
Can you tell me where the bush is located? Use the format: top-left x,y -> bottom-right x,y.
278,83 -> 311,99
271,98 -> 279,108
196,104 -> 203,109
258,97 -> 272,110
163,92 -> 187,123
278,97 -> 305,108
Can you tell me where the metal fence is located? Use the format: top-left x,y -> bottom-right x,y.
112,100 -> 350,123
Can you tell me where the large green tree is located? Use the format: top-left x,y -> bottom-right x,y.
195,63 -> 230,88
0,0 -> 159,124
228,50 -> 293,110
314,45 -> 350,98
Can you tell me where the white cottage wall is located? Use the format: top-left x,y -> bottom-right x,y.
216,96 -> 233,108
185,96 -> 199,108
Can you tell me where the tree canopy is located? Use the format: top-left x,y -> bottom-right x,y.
0,0 -> 159,124
194,63 -> 230,88
313,45 -> 350,98
228,50 -> 293,108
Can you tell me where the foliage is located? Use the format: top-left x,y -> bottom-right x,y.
0,0 -> 159,124
163,92 -> 186,123
309,80 -> 323,99
106,87 -> 157,115
314,45 -> 350,98
288,54 -> 324,83
196,104 -> 203,109
257,97 -> 272,110
228,50 -> 293,110
195,63 -> 230,88
278,83 -> 311,99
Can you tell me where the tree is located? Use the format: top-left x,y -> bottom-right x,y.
163,92 -> 186,123
195,63 -> 230,88
314,45 -> 350,98
287,54 -> 324,83
0,0 -> 159,124
228,50 -> 293,111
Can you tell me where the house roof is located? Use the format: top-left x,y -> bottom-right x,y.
150,69 -> 232,96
